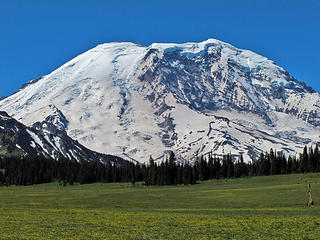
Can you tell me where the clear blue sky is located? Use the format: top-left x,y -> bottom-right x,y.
1,0 -> 319,97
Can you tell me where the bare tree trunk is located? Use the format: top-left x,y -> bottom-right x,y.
307,184 -> 314,207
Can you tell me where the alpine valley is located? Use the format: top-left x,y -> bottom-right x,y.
1,39 -> 319,163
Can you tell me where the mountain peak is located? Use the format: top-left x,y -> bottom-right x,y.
0,39 -> 319,162
92,41 -> 145,51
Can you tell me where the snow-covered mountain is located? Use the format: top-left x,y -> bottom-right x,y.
0,111 -> 126,164
0,39 -> 319,162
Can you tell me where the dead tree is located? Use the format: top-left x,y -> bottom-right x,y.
307,184 -> 314,207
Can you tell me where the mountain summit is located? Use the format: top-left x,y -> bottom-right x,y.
1,39 -> 319,162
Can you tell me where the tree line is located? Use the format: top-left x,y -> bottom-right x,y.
0,145 -> 319,187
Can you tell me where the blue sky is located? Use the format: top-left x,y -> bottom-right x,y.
1,0 -> 319,97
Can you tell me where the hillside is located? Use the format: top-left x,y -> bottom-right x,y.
0,111 -> 126,164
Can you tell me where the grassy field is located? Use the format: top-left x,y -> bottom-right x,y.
0,173 -> 320,239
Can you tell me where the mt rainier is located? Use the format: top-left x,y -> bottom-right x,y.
1,39 -> 319,162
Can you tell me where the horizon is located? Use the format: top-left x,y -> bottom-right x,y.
1,0 -> 320,97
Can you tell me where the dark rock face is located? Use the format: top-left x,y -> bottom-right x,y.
0,111 -> 127,164
0,111 -> 9,117
136,44 -> 319,127
32,105 -> 69,134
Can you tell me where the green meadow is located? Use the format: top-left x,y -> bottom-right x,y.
0,173 -> 320,240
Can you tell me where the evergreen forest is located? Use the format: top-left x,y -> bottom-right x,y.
0,145 -> 319,187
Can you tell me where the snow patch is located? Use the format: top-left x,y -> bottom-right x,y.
26,129 -> 49,155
